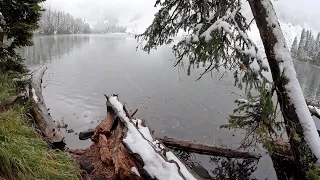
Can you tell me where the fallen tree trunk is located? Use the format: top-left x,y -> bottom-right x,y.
30,67 -> 64,146
78,125 -> 261,159
73,95 -> 201,180
158,137 -> 261,159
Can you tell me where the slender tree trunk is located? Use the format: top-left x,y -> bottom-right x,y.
248,0 -> 318,179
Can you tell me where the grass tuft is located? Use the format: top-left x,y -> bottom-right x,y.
0,106 -> 80,180
0,73 -> 17,102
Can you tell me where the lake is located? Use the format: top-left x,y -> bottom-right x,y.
19,34 -> 320,179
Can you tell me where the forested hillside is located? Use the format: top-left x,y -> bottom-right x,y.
291,29 -> 320,61
35,9 -> 91,35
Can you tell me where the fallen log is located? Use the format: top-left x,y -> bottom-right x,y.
73,95 -> 201,180
158,137 -> 261,159
30,67 -> 64,146
78,129 -> 260,159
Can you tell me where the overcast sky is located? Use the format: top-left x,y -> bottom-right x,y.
44,0 -> 320,30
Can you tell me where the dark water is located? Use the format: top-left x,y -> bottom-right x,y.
19,34 -> 320,179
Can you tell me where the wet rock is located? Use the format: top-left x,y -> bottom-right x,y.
79,160 -> 94,174
79,129 -> 94,140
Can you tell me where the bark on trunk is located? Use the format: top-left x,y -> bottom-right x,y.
248,0 -> 316,179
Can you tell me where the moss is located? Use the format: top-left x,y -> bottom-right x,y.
307,164 -> 320,180
0,106 -> 80,180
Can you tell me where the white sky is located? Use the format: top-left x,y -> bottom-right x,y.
44,0 -> 320,30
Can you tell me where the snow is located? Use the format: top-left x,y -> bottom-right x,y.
131,118 -> 153,142
131,166 -> 141,177
31,88 -> 38,103
261,0 -> 320,162
236,98 -> 259,106
249,59 -> 260,73
237,99 -> 249,104
166,151 -> 197,180
308,106 -> 320,117
109,96 -> 196,180
200,18 -> 233,42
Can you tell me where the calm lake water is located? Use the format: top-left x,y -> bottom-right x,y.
19,34 -> 320,179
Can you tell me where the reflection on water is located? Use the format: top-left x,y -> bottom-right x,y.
175,151 -> 258,180
295,60 -> 320,102
17,35 -> 90,66
295,60 -> 320,129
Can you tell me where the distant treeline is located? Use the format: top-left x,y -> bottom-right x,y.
91,20 -> 127,34
35,8 -> 128,36
291,29 -> 320,61
35,9 -> 91,35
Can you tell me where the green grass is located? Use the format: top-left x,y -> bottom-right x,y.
0,73 -> 17,102
0,106 -> 80,180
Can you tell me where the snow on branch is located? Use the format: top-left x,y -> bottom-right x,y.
308,106 -> 320,118
108,96 -> 197,180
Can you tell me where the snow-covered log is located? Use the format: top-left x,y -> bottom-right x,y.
73,95 -> 200,180
108,95 -> 199,180
248,0 -> 320,169
30,67 -> 64,145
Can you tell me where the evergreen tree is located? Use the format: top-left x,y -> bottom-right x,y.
314,33 -> 320,60
138,0 -> 320,179
291,37 -> 298,59
0,0 -> 45,72
305,30 -> 314,58
36,9 -> 91,36
298,28 -> 307,59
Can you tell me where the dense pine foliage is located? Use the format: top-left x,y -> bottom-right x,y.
0,0 -> 45,72
291,29 -> 320,62
36,9 -> 91,35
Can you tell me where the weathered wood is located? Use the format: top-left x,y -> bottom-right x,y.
30,67 -> 64,146
158,137 -> 261,159
74,96 -> 202,180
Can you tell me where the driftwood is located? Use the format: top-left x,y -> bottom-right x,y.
30,67 -> 64,146
72,95 -> 201,180
158,137 -> 261,159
